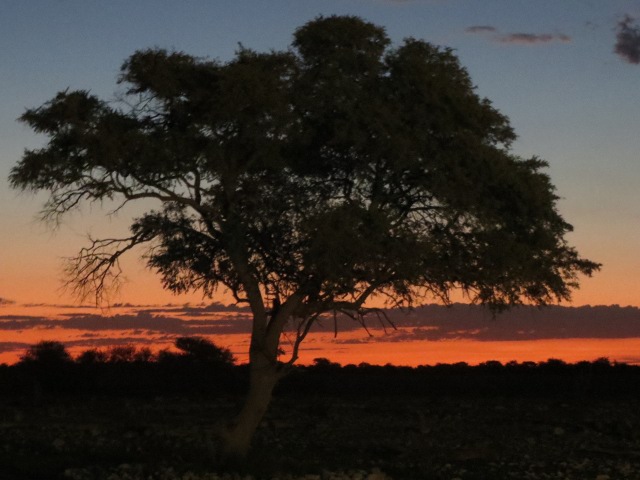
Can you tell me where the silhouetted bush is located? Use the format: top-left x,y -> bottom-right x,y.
19,341 -> 72,365
107,345 -> 138,363
76,348 -> 108,364
173,336 -> 236,365
14,341 -> 77,396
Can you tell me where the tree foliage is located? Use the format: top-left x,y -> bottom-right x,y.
19,340 -> 73,365
10,17 -> 597,329
10,15 -> 599,458
173,336 -> 236,365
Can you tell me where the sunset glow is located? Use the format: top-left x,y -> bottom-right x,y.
4,302 -> 640,367
2,1 -> 640,368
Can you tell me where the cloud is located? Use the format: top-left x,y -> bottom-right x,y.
0,310 -> 254,335
0,342 -> 30,354
5,304 -> 640,350
465,25 -> 497,34
615,15 -> 640,64
0,297 -> 16,306
466,25 -> 571,46
497,33 -> 571,45
333,304 -> 640,343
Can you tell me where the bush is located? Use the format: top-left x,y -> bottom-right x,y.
76,348 -> 108,364
172,336 -> 236,365
19,341 -> 72,365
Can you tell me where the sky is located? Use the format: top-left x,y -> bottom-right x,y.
1,0 -> 640,364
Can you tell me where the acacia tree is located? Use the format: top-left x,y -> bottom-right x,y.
10,16 -> 598,460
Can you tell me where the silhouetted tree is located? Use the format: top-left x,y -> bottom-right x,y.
133,346 -> 156,362
20,341 -> 72,365
10,15 -> 599,460
174,336 -> 235,365
107,345 -> 137,363
76,347 -> 108,364
312,357 -> 340,369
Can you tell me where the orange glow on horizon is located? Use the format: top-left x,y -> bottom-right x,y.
3,300 -> 640,369
4,284 -> 640,368
3,335 -> 640,367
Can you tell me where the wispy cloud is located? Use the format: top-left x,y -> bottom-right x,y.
497,33 -> 571,45
0,297 -> 16,306
0,311 -> 253,335
466,25 -> 571,46
335,304 -> 640,343
465,25 -> 497,34
615,15 -> 640,64
0,342 -> 30,354
13,303 -> 640,342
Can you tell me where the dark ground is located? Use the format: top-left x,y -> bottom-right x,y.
1,390 -> 639,479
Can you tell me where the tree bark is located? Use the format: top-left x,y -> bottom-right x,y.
219,353 -> 280,464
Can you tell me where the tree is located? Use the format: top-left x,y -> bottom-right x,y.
20,341 -> 73,365
174,336 -> 236,365
76,347 -> 108,364
9,15 -> 598,461
106,345 -> 138,363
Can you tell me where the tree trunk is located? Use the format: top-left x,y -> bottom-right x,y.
219,355 -> 280,464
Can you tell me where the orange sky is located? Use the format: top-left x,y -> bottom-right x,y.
3,302 -> 640,367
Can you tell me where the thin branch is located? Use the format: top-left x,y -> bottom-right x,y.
284,312 -> 320,367
63,231 -> 154,306
340,309 -> 373,337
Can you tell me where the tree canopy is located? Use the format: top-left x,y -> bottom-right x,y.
10,15 -> 599,458
11,16 -> 597,324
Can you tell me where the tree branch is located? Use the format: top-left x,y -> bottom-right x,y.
283,312 -> 320,368
63,231 -> 154,306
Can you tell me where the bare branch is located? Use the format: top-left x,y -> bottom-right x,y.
284,312 -> 320,367
63,231 -> 154,306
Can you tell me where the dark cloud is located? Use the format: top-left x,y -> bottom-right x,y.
0,298 -> 16,306
36,302 -> 250,315
0,342 -> 30,354
4,304 -> 640,348
497,33 -> 571,45
465,25 -> 497,34
615,15 -> 640,64
466,25 -> 571,46
0,311 -> 254,335
334,304 -> 640,342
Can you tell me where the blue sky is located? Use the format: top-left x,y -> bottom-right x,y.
1,0 -> 640,306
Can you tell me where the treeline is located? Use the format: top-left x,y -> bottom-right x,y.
0,338 -> 242,397
2,339 -> 640,398
289,357 -> 640,398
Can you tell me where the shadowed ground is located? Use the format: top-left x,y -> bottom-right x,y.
1,391 -> 638,479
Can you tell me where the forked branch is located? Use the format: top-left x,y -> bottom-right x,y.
64,231 -> 154,306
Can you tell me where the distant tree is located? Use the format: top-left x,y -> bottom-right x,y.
10,15 -> 599,460
174,336 -> 235,365
76,347 -> 108,364
311,357 -> 340,369
20,341 -> 73,365
107,345 -> 137,363
452,362 -> 470,369
541,358 -> 568,370
133,346 -> 156,362
480,360 -> 503,369
592,357 -> 612,367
